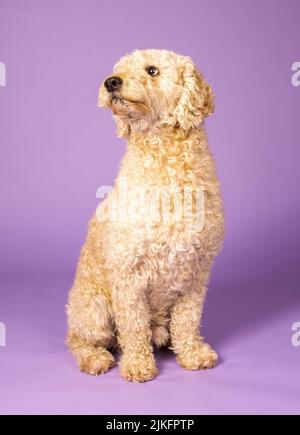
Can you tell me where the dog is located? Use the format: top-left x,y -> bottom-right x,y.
66,49 -> 225,382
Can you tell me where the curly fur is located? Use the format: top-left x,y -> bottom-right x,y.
66,49 -> 225,382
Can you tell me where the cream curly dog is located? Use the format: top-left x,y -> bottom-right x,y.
66,49 -> 225,382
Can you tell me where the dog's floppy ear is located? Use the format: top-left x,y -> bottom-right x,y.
173,58 -> 214,130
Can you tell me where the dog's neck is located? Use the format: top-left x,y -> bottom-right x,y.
127,126 -> 208,157
118,125 -> 213,185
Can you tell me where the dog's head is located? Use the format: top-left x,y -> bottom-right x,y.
98,49 -> 214,137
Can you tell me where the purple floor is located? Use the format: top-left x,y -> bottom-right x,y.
1,265 -> 299,415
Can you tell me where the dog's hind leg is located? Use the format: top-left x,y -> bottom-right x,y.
66,222 -> 115,375
67,280 -> 115,375
66,332 -> 115,375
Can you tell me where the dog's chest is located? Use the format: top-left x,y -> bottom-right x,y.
146,231 -> 202,294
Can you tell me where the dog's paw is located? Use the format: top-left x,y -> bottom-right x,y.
79,348 -> 115,376
177,342 -> 218,370
120,354 -> 158,382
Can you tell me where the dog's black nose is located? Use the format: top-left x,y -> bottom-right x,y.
104,76 -> 123,93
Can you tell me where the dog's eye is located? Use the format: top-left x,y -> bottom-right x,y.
146,66 -> 159,77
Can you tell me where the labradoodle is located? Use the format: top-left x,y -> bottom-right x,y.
66,49 -> 225,382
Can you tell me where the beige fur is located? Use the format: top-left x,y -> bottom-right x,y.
66,49 -> 225,382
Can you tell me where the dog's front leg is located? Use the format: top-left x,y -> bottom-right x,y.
112,268 -> 158,382
170,287 -> 218,370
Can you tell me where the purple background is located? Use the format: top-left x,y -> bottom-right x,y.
0,0 -> 300,414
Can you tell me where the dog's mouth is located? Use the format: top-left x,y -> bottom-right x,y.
110,94 -> 149,117
112,95 -> 124,105
110,94 -> 130,115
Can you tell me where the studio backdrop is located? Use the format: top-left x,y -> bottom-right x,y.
0,0 -> 299,415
